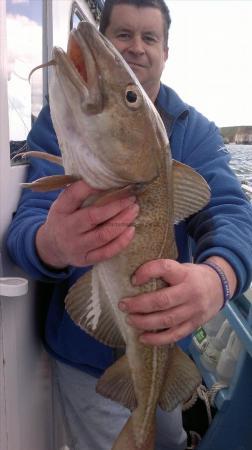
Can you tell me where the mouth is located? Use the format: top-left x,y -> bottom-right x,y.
67,32 -> 89,84
66,29 -> 99,90
126,61 -> 147,69
62,29 -> 103,113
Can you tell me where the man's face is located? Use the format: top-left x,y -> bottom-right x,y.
105,4 -> 168,101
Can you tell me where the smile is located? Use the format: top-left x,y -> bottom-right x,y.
127,62 -> 147,69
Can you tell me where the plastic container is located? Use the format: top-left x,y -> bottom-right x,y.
192,312 -> 225,353
203,311 -> 224,336
200,319 -> 232,371
216,331 -> 242,383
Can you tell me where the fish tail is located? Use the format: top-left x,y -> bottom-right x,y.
111,413 -> 155,450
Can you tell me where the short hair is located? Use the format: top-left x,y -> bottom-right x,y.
99,0 -> 171,47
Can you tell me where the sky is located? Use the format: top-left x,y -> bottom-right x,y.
6,0 -> 42,22
162,0 -> 252,127
5,0 -> 252,140
6,0 -> 43,140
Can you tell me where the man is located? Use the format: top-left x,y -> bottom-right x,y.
6,1 -> 252,449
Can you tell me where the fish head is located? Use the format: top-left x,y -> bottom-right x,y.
49,21 -> 168,189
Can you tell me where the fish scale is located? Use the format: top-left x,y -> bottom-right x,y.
22,21 -> 211,450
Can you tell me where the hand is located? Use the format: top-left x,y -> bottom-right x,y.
36,180 -> 139,268
118,258 -> 237,346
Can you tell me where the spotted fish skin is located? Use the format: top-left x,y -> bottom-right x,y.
25,21 -> 210,450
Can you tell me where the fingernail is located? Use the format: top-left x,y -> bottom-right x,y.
126,226 -> 135,238
119,301 -> 128,312
126,315 -> 133,325
131,275 -> 137,285
139,335 -> 146,344
131,203 -> 139,215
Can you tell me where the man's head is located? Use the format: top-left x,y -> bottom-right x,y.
100,0 -> 171,48
99,0 -> 171,101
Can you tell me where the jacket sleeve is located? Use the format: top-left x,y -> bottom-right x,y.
6,105 -> 75,282
180,107 -> 252,296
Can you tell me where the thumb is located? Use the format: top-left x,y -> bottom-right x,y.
132,259 -> 187,286
54,180 -> 100,214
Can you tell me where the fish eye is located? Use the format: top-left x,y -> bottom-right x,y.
125,84 -> 142,109
126,91 -> 137,103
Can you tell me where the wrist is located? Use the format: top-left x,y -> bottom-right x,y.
204,257 -> 237,298
201,257 -> 237,309
35,223 -> 68,270
202,260 -> 230,309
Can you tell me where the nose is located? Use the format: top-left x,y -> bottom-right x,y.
128,36 -> 145,55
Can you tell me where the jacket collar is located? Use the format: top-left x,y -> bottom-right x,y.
155,83 -> 189,137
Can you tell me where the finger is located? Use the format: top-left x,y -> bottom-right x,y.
83,203 -> 139,247
84,226 -> 136,264
132,259 -> 187,286
50,202 -> 138,267
138,320 -> 196,346
81,196 -> 138,231
126,304 -> 193,332
91,184 -> 138,206
119,285 -> 186,314
54,180 -> 99,214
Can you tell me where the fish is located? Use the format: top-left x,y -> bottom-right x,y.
22,21 -> 210,450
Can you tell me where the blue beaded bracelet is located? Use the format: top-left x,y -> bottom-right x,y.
202,261 -> 231,309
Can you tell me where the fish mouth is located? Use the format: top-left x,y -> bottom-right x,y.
52,27 -> 103,115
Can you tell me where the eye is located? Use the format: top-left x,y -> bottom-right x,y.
126,90 -> 137,103
117,32 -> 131,41
144,35 -> 157,44
124,84 -> 142,109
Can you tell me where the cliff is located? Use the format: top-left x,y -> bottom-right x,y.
220,126 -> 252,144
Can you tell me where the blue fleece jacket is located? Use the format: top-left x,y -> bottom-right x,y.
6,84 -> 252,376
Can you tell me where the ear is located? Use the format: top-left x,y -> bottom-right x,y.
164,46 -> 169,62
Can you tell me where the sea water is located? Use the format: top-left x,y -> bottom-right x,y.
227,144 -> 252,201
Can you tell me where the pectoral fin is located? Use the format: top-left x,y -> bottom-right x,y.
159,346 -> 201,411
96,354 -> 137,411
84,182 -> 147,207
21,174 -> 80,191
12,150 -> 63,166
172,160 -> 211,223
65,269 -> 125,348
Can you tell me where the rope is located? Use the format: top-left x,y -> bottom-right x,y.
208,382 -> 229,407
182,382 -> 228,425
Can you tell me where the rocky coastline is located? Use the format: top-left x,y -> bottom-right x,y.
220,126 -> 252,145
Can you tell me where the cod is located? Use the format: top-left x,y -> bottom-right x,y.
23,22 -> 210,450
